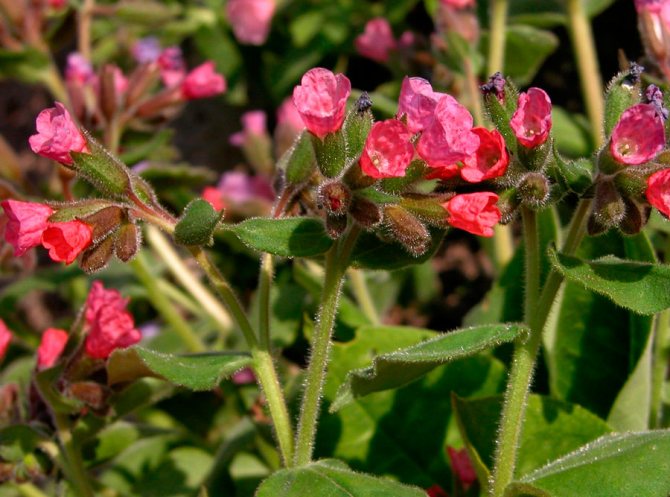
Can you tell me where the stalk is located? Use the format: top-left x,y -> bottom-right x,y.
651,235 -> 670,427
347,268 -> 380,325
53,412 -> 94,497
487,0 -> 509,76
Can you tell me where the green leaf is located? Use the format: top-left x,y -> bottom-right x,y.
107,347 -> 251,390
277,131 -> 316,185
500,25 -> 558,86
0,425 -> 49,463
452,394 -> 611,483
255,459 -> 425,497
174,199 -> 222,247
505,431 -> 670,497
350,228 -> 445,270
548,250 -> 670,315
0,48 -> 50,83
332,323 -> 528,411
552,107 -> 592,158
228,217 -> 333,257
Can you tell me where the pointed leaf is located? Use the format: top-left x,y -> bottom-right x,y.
255,459 -> 425,497
107,347 -> 251,391
505,431 -> 670,497
228,217 -> 333,257
331,323 -> 528,411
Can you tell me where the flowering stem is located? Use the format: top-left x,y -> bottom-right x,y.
566,0 -> 604,147
651,234 -> 670,427
259,253 -> 274,349
53,411 -> 94,497
189,247 -> 294,466
348,268 -> 380,325
78,0 -> 95,62
489,200 -> 591,497
487,0 -> 509,75
294,224 -> 361,466
130,252 -> 205,352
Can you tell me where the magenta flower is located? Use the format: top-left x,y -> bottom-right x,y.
84,281 -> 141,359
425,485 -> 449,497
355,18 -> 396,63
217,171 -> 275,204
158,46 -> 187,87
447,446 -> 477,490
181,62 -> 226,100
226,0 -> 276,46
417,94 -> 479,168
460,127 -> 509,183
510,87 -> 552,148
292,68 -> 351,138
443,192 -> 501,237
202,186 -> 226,211
397,77 -> 443,134
440,0 -> 475,7
41,220 -> 93,265
1,200 -> 53,256
230,111 -> 268,146
646,168 -> 670,217
65,53 -> 94,85
359,120 -> 414,178
277,97 -> 305,132
0,319 -> 11,362
610,103 -> 666,165
29,103 -> 89,165
37,328 -> 69,369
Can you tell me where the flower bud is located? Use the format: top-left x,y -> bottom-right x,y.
510,87 -> 552,149
0,319 -> 12,363
226,0 -> 276,46
343,93 -> 373,167
355,18 -> 396,63
517,172 -> 550,209
114,221 -> 141,262
384,205 -> 431,256
603,64 -> 643,136
636,2 -> 670,81
620,197 -> 650,235
80,235 -> 115,273
609,103 -> 666,165
496,188 -> 520,224
318,181 -> 351,216
29,103 -> 89,166
82,205 -> 124,242
326,213 -> 348,239
181,62 -> 226,100
37,328 -> 68,370
481,73 -> 519,149
293,68 -> 351,139
349,196 -> 382,229
589,180 -> 626,233
66,381 -> 108,411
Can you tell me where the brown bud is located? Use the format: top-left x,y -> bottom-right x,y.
326,214 -> 348,239
66,381 -> 109,411
517,172 -> 550,209
80,235 -> 115,273
496,188 -> 520,224
620,197 -> 651,235
114,221 -> 141,262
350,196 -> 382,229
589,180 -> 626,233
384,205 -> 431,256
100,64 -> 120,121
83,205 -> 124,241
125,62 -> 160,107
318,181 -> 351,216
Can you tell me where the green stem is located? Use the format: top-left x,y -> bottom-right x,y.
651,234 -> 670,427
489,200 -> 591,497
487,0 -> 509,75
259,253 -> 274,349
348,268 -> 380,325
53,412 -> 94,497
566,0 -> 604,147
129,253 -> 205,352
294,225 -> 361,466
189,247 -> 294,466
14,483 -> 50,497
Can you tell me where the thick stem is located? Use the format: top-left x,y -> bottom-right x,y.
53,412 -> 94,497
651,234 -> 670,427
348,268 -> 380,325
489,200 -> 591,497
566,0 -> 604,147
294,225 -> 361,466
129,253 -> 205,352
258,253 -> 274,349
487,0 -> 509,75
189,247 -> 294,465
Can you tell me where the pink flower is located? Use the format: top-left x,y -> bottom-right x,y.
510,87 -> 552,148
447,446 -> 477,490
440,0 -> 475,7
65,53 -> 94,85
460,127 -> 509,182
226,0 -> 276,45
29,102 -> 89,165
37,328 -> 69,369
359,120 -> 414,178
181,62 -> 226,100
217,171 -> 275,204
232,367 -> 256,385
646,168 -> 670,217
443,192 -> 500,237
158,46 -> 187,87
84,281 -> 141,359
426,485 -> 449,497
230,111 -> 268,146
397,77 -> 443,134
202,186 -> 226,211
610,103 -> 666,165
292,68 -> 351,138
1,200 -> 53,256
41,220 -> 93,264
277,97 -> 305,132
355,18 -> 396,63
0,319 -> 11,362
417,94 -> 480,168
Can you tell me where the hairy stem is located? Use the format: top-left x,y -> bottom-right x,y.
294,225 -> 361,466
566,0 -> 604,147
651,235 -> 670,427
258,253 -> 274,349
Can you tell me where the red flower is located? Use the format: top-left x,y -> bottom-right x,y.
610,103 -> 666,165
202,186 -> 226,211
355,18 -> 396,63
440,0 -> 474,7
397,77 -> 443,134
460,127 -> 509,182
510,87 -> 552,148
158,46 -> 187,87
417,94 -> 479,168
28,102 -> 88,165
426,484 -> 449,497
37,328 -> 69,369
41,220 -> 93,265
181,62 -> 227,100
292,68 -> 351,138
443,192 -> 501,237
0,319 -> 11,362
84,281 -> 141,359
226,0 -> 276,46
447,446 -> 477,490
359,120 -> 414,178
1,200 -> 53,257
646,168 -> 670,217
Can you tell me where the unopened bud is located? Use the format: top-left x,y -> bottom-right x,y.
82,205 -> 124,241
620,197 -> 650,235
343,95 -> 373,168
277,131 -> 316,185
356,92 -> 373,113
125,62 -> 160,107
349,196 -> 382,229
481,73 -> 519,149
115,221 -> 141,262
312,131 -> 347,178
603,65 -> 643,136
318,181 -> 351,216
400,193 -> 449,226
517,172 -> 550,209
80,235 -> 115,273
326,213 -> 348,239
496,188 -> 520,224
66,381 -> 108,411
100,64 -> 119,121
589,180 -> 626,233
384,205 -> 431,257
